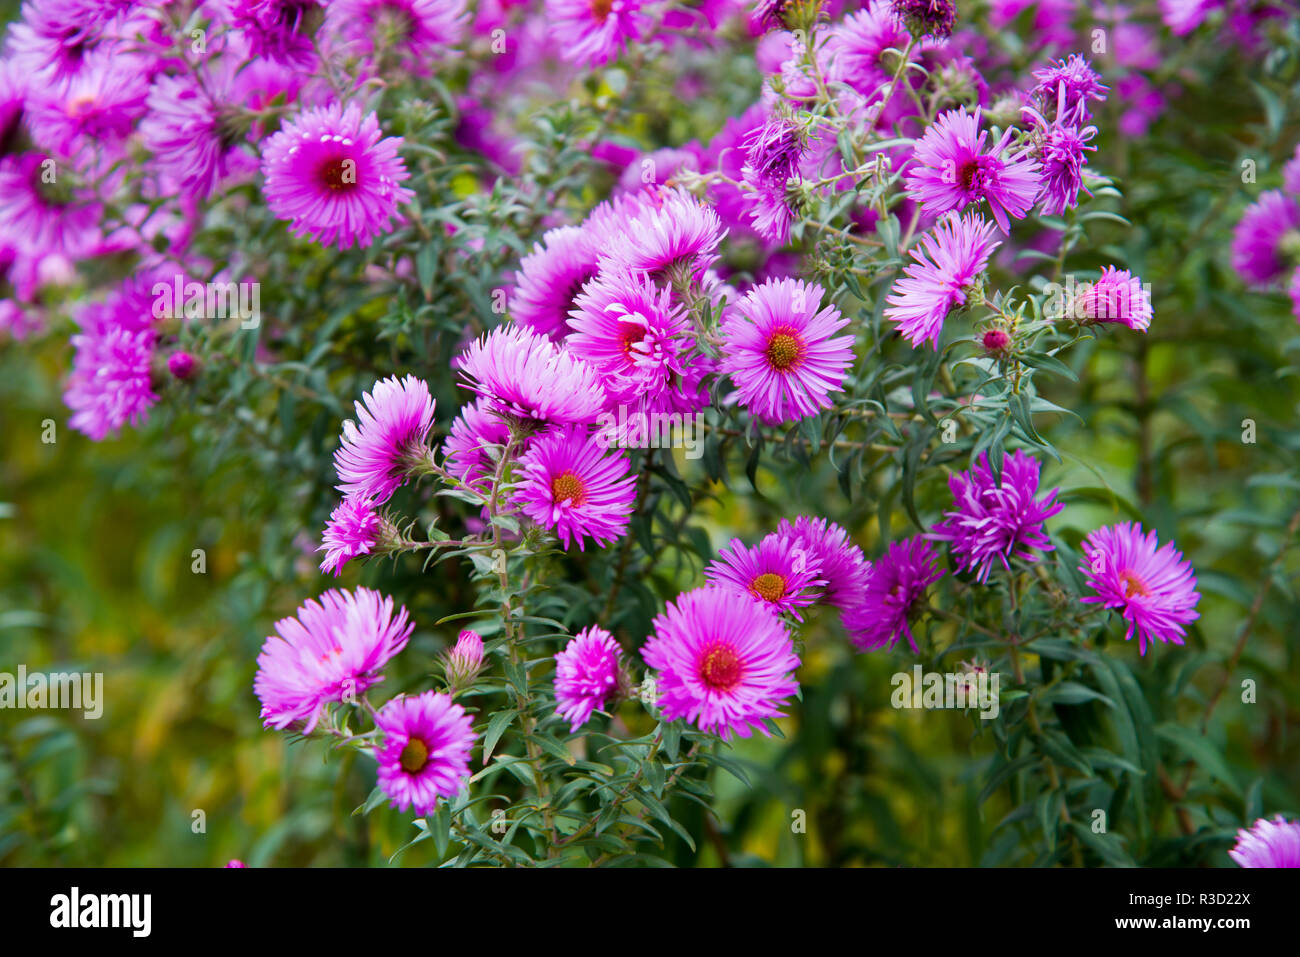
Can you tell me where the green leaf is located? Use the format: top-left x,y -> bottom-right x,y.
1155,723 -> 1241,797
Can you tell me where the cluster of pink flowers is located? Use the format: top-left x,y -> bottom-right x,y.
253,586 -> 482,816
1232,140 -> 1300,323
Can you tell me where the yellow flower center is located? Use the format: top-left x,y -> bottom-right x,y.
551,470 -> 586,505
750,572 -> 787,602
399,738 -> 429,774
766,330 -> 802,371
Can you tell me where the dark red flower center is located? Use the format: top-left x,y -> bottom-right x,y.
319,155 -> 358,192
765,327 -> 803,371
551,470 -> 587,506
590,0 -> 614,23
750,572 -> 787,602
957,158 -> 983,192
399,738 -> 430,774
699,643 -> 743,692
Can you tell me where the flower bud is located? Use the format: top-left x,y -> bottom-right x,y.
443,629 -> 485,691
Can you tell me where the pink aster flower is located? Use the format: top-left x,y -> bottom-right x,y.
553,625 -> 623,731
1065,266 -> 1154,331
905,107 -> 1041,233
545,0 -> 646,67
511,225 -> 601,341
443,396 -> 510,485
740,114 -> 806,245
515,425 -> 637,551
26,52 -> 148,163
260,102 -> 413,250
1022,84 -> 1098,218
1079,522 -> 1200,655
0,152 -> 103,260
456,324 -> 608,427
567,270 -> 692,407
705,534 -> 826,621
318,495 -> 384,576
928,450 -> 1063,583
774,515 -> 872,610
334,374 -> 437,503
720,277 -> 855,425
600,186 -> 725,282
1228,816 -> 1300,868
642,586 -> 801,739
1232,190 -> 1300,288
828,1 -> 915,100
326,0 -> 468,71
842,536 -> 945,653
883,211 -> 1000,348
5,0 -> 130,84
891,0 -> 957,39
374,691 -> 476,815
63,275 -> 159,440
228,0 -> 324,68
1031,54 -> 1108,124
254,587 -> 414,731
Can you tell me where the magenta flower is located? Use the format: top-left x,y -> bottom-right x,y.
456,324 -> 608,427
721,277 -> 855,425
0,152 -> 102,260
600,186 -> 725,281
1031,54 -> 1109,123
1066,266 -> 1153,330
567,270 -> 691,407
828,1 -> 914,99
1228,816 -> 1300,868
228,0 -> 324,68
1023,82 -> 1098,217
642,587 -> 801,739
516,426 -> 637,551
545,0 -> 646,66
905,107 -> 1041,233
705,534 -> 826,620
26,52 -> 148,162
891,0 -> 957,38
254,587 -> 413,731
842,536 -> 945,653
375,691 -> 476,815
334,375 -> 438,504
63,275 -> 159,441
5,0 -> 130,83
553,626 -> 623,732
884,212 -> 1001,348
1231,190 -> 1300,288
1079,522 -> 1200,655
740,115 -> 806,245
774,515 -> 872,610
326,0 -> 468,71
318,496 -> 384,576
443,397 -> 511,486
261,102 -> 413,250
512,225 -> 600,341
928,450 -> 1063,583
141,73 -> 240,200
